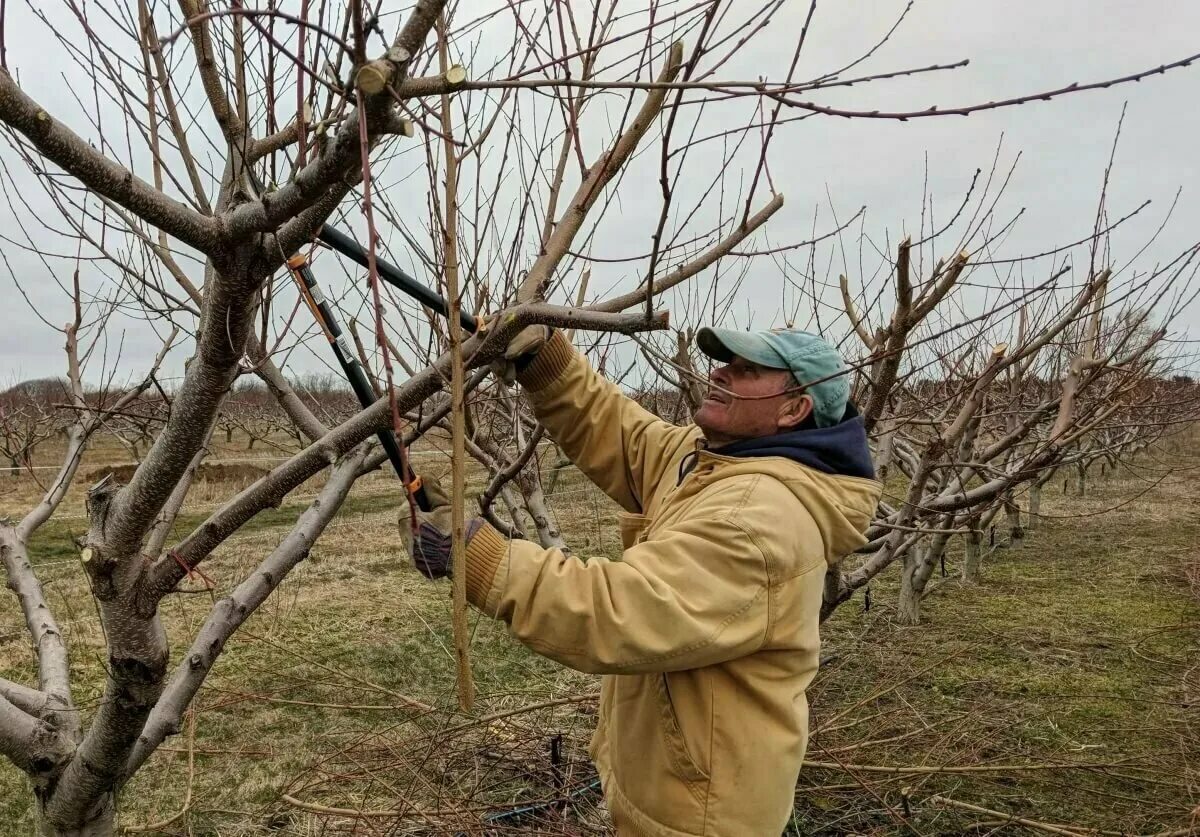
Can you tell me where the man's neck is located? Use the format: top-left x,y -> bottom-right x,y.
700,424 -> 811,448
699,428 -> 736,447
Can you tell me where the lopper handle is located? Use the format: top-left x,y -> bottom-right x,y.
288,256 -> 433,512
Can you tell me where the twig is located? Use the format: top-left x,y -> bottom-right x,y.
804,760 -> 1147,775
438,692 -> 599,739
927,795 -> 1115,837
156,6 -> 353,57
769,51 -> 1200,120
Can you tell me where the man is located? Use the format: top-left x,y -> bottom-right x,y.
410,325 -> 881,836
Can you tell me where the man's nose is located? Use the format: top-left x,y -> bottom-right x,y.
710,365 -> 730,386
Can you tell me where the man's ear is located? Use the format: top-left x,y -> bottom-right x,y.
777,393 -> 814,431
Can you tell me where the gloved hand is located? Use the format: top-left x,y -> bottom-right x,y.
407,476 -> 484,579
490,324 -> 552,385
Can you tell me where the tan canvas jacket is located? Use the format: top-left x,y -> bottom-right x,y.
464,331 -> 882,836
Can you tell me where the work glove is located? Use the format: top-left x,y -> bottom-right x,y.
490,324 -> 552,385
406,476 -> 484,579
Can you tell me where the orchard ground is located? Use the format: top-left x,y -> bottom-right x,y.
1,429 -> 1196,836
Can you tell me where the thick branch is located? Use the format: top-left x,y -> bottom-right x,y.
100,270 -> 254,563
0,70 -> 220,254
0,529 -> 72,710
222,126 -> 365,239
942,344 -> 1009,444
247,334 -> 330,443
143,444 -> 207,560
909,249 -> 967,325
0,693 -> 69,775
0,678 -> 52,721
478,426 -> 546,516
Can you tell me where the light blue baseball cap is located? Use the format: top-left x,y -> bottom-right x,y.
696,327 -> 850,428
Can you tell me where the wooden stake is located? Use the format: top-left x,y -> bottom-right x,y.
438,13 -> 474,712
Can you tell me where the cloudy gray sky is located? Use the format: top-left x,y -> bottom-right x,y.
2,0 -> 1198,386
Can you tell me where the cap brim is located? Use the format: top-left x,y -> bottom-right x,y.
696,327 -> 789,369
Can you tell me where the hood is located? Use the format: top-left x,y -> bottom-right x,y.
711,404 -> 875,480
690,405 -> 881,563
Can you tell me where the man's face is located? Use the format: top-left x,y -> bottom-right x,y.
693,356 -> 813,444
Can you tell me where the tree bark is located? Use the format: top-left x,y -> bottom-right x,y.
962,528 -> 983,584
1005,496 -> 1024,549
1027,484 -> 1042,532
37,806 -> 114,837
875,423 -> 896,482
896,549 -> 923,626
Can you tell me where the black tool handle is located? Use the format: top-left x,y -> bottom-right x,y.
243,170 -> 472,331
291,259 -> 432,512
317,224 -> 478,334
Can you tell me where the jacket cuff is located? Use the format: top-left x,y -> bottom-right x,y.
516,329 -> 575,392
464,522 -> 508,612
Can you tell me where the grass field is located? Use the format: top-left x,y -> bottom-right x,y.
0,429 -> 1196,835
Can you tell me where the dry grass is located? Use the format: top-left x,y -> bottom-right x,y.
1,430 -> 1197,835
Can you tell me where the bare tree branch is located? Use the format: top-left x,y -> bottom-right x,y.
0,71 -> 221,253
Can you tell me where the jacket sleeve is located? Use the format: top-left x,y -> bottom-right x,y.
462,483 -> 781,675
516,330 -> 698,513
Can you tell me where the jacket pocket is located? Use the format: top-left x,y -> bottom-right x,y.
653,674 -> 709,785
617,512 -> 651,551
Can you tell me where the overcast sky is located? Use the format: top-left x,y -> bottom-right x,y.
2,0 -> 1198,386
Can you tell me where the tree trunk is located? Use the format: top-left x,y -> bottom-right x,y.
1027,484 -> 1042,533
38,800 -> 115,837
896,551 -> 923,626
875,426 -> 896,482
1075,460 -> 1087,497
962,528 -> 983,584
1005,496 -> 1024,548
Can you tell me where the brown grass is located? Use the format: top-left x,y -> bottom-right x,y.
0,430 -> 1197,835
84,462 -> 270,486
